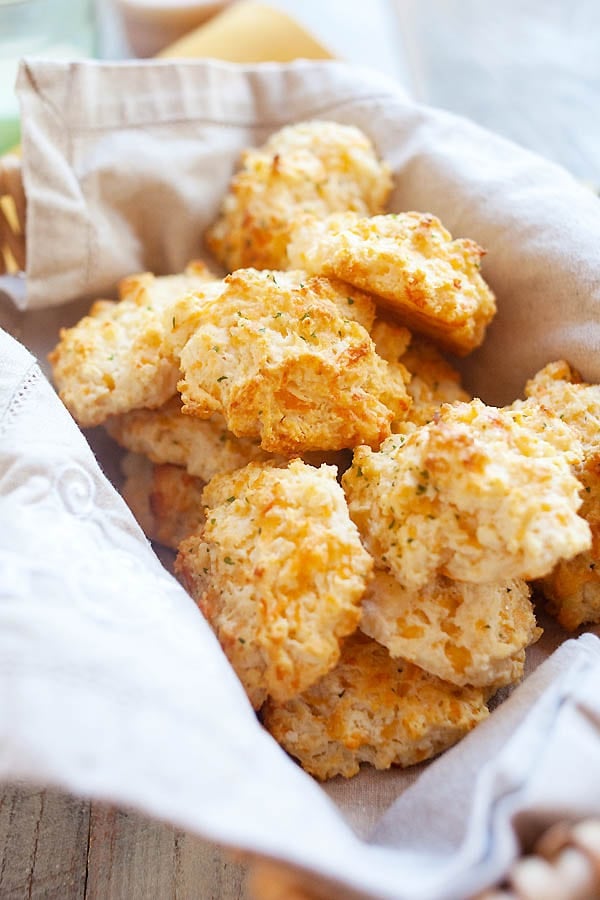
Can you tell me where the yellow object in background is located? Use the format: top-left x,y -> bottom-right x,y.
157,0 -> 333,62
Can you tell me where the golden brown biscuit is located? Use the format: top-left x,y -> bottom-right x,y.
175,460 -> 373,709
520,363 -> 600,629
525,360 -> 600,456
368,318 -> 413,431
107,397 -> 353,482
360,571 -> 539,688
539,451 -> 600,630
261,633 -> 489,780
504,397 -> 584,466
121,453 -> 206,550
177,269 -> 410,454
369,317 -> 413,364
206,120 -> 392,271
342,400 -> 591,590
287,212 -> 497,355
48,261 -> 216,427
399,333 -> 471,427
371,321 -> 471,431
106,396 -> 272,482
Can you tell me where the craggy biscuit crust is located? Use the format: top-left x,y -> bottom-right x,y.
399,334 -> 471,427
287,212 -> 496,355
371,321 -> 471,431
522,362 -> 600,629
505,397 -> 584,467
178,269 -> 410,454
343,400 -> 591,589
525,360 -> 600,457
107,397 -> 352,482
48,262 -> 215,427
261,633 -> 489,780
539,451 -> 600,629
107,397 -> 271,482
175,460 -> 373,709
121,453 -> 206,550
360,571 -> 538,688
206,121 -> 392,271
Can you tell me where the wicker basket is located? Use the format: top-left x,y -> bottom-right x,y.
0,153 -> 26,274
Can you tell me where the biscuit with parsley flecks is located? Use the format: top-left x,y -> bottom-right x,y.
49,262 -> 217,427
371,320 -> 470,431
343,399 -> 591,590
206,120 -> 392,272
107,396 -> 272,483
177,268 -> 410,454
522,361 -> 600,629
360,571 -> 539,688
261,633 -> 489,780
175,460 -> 373,709
287,211 -> 496,355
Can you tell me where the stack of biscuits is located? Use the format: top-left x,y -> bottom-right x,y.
49,122 -> 600,780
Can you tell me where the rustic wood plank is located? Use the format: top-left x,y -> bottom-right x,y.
0,786 -> 249,900
0,784 -> 90,900
173,830 -> 247,900
86,805 -> 176,900
86,803 -> 247,900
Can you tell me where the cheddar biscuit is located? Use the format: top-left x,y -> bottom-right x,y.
343,400 -> 591,589
178,269 -> 410,454
175,460 -> 373,709
399,333 -> 471,428
107,397 -> 271,483
522,362 -> 600,629
49,262 -> 215,427
360,571 -> 539,688
287,212 -> 496,355
206,120 -> 392,271
539,450 -> 600,630
525,360 -> 600,457
371,321 -> 470,431
121,453 -> 206,550
261,633 -> 489,780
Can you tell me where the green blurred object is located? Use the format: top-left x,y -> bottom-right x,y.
0,0 -> 97,154
0,116 -> 20,155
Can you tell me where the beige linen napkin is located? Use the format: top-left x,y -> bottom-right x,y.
13,58 -> 600,403
1,59 -> 600,899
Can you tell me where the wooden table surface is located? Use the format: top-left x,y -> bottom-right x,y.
0,785 -> 247,899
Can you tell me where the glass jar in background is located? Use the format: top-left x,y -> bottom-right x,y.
0,0 -> 97,153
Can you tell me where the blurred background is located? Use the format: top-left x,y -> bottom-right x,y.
1,0 -> 599,179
